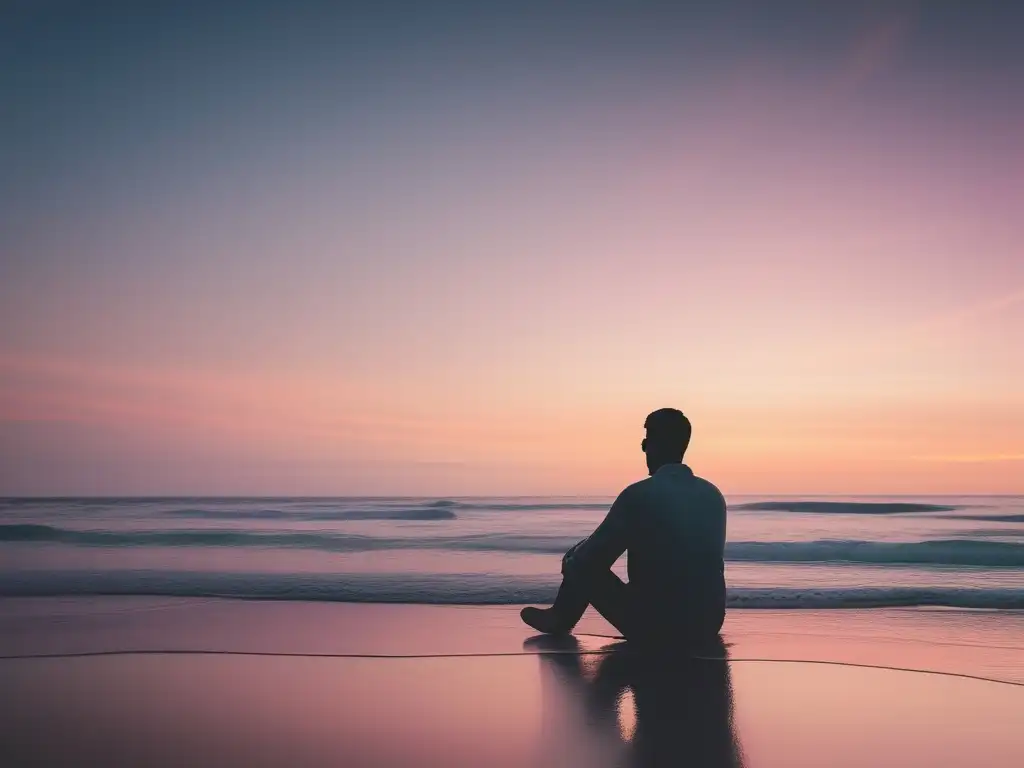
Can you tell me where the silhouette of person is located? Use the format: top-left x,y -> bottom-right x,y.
527,635 -> 745,767
521,408 -> 727,649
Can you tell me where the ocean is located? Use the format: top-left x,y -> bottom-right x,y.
1,495 -> 1022,609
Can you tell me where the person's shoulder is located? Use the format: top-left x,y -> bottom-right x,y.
691,474 -> 727,509
615,477 -> 655,505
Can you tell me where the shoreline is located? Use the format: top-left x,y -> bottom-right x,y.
2,596 -> 1022,685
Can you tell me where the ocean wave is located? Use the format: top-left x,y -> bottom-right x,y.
3,524 -> 1022,567
0,525 -> 535,551
0,570 -> 1021,609
948,514 -> 1024,524
441,501 -> 611,511
159,499 -> 610,519
0,498 -> 611,514
734,501 -> 957,514
164,508 -> 457,521
726,540 -> 1024,567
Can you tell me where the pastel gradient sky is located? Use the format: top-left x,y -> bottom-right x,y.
2,1 -> 1022,495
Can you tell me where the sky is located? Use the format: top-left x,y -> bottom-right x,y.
1,1 -> 1022,496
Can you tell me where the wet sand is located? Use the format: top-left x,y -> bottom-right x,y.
1,599 -> 1021,767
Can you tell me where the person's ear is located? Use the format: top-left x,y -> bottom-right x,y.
641,438 -> 647,453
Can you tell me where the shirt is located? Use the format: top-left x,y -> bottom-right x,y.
565,463 -> 727,635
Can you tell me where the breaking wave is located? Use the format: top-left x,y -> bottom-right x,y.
726,539 -> 1024,567
2,525 -> 1021,568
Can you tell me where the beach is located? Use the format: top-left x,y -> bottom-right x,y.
1,496 -> 1022,764
1,598 -> 1022,767
5,1 -> 1023,763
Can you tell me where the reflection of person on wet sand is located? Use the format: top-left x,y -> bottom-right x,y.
527,635 -> 745,767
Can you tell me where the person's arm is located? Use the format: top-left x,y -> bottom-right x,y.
562,487 -> 635,578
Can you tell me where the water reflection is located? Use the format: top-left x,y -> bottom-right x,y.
528,635 -> 745,767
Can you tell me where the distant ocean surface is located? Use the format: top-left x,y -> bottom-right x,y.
1,496 -> 1022,609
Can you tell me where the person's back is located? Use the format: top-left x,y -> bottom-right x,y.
625,464 -> 727,639
520,407 -> 728,646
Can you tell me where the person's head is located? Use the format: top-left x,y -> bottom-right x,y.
641,408 -> 691,475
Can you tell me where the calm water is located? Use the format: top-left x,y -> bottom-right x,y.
1,496 -> 1022,608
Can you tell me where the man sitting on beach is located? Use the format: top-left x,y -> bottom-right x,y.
521,408 -> 727,646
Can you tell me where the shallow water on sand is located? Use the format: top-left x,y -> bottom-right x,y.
1,600 -> 1021,768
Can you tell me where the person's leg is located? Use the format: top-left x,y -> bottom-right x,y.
520,574 -> 586,634
520,541 -> 591,634
520,567 -> 632,636
577,567 -> 631,636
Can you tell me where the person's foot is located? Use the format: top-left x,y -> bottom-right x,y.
520,606 -> 572,635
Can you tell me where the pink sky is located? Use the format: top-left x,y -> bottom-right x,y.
2,4 -> 1022,495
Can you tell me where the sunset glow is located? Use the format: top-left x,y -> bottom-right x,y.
2,3 -> 1021,495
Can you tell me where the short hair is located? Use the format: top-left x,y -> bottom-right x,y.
644,408 -> 691,456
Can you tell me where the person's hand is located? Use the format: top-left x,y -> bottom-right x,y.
561,539 -> 585,573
